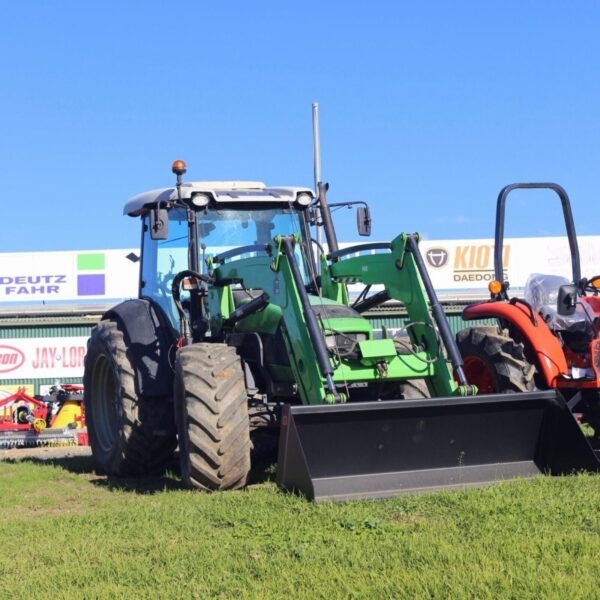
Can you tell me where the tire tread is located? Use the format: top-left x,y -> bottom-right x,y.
175,343 -> 251,491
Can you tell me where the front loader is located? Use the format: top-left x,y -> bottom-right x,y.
83,166 -> 599,501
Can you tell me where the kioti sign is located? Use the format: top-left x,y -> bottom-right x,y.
451,244 -> 511,283
419,235 -> 600,291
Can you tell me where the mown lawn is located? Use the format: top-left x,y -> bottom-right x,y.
1,455 -> 600,600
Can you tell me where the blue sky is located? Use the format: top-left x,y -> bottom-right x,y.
1,1 -> 600,252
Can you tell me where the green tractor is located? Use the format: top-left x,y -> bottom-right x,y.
83,161 -> 598,501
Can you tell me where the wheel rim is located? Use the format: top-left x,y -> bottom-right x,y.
463,356 -> 497,394
91,354 -> 119,452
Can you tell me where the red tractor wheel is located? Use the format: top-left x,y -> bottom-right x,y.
462,355 -> 497,394
457,326 -> 536,394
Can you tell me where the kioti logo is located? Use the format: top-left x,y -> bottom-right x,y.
425,248 -> 449,268
452,244 -> 511,283
453,245 -> 511,270
0,345 -> 25,373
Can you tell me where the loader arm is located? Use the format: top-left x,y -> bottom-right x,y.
324,233 -> 463,397
207,233 -> 462,405
208,240 -> 332,405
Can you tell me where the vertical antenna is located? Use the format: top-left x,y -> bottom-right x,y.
312,102 -> 322,194
311,103 -> 338,257
312,103 -> 323,254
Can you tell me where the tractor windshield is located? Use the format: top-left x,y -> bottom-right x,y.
141,205 -> 312,325
197,205 -> 308,274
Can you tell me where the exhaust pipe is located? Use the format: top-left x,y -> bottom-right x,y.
276,390 -> 600,501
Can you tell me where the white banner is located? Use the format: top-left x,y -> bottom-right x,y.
0,236 -> 598,307
0,249 -> 139,304
0,337 -> 88,379
415,235 -> 600,292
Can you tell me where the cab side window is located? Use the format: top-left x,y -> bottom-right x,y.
140,208 -> 189,325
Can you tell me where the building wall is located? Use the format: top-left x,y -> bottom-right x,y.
0,317 -> 96,395
3,237 -> 595,394
0,305 -> 494,395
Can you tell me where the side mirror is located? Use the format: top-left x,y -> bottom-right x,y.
357,206 -> 372,237
150,207 -> 169,240
557,284 -> 578,316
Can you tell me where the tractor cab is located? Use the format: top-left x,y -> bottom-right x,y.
125,174 -> 315,328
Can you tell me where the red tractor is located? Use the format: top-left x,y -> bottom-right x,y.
459,183 -> 600,444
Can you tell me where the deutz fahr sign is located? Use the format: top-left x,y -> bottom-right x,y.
0,250 -> 138,303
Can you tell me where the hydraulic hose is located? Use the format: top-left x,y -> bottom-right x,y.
406,235 -> 468,387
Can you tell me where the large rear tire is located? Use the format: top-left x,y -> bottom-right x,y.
456,326 -> 536,394
174,343 -> 251,491
83,320 -> 177,475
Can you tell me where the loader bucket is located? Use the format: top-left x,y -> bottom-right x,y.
276,390 -> 600,502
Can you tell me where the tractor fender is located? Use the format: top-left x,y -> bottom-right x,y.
462,301 -> 567,387
101,299 -> 177,398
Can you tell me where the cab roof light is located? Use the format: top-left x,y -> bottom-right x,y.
191,193 -> 210,208
172,160 -> 187,176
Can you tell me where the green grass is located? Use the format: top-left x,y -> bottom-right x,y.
1,457 -> 600,599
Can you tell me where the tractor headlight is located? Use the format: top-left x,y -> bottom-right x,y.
296,193 -> 312,207
325,332 -> 368,357
191,193 -> 210,208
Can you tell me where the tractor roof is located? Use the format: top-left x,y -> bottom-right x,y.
124,182 -> 314,216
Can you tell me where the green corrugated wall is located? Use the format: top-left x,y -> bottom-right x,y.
0,323 -> 93,339
366,313 -> 494,334
0,307 -> 495,394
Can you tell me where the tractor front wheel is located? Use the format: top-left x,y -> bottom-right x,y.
174,343 -> 251,491
394,335 -> 431,399
398,379 -> 430,399
83,320 -> 177,475
456,326 -> 536,394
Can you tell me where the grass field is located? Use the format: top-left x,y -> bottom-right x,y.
1,454 -> 600,600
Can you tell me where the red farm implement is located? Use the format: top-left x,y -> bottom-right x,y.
0,384 -> 88,449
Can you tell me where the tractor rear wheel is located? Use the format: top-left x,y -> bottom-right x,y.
174,343 -> 251,491
456,326 -> 536,394
83,320 -> 177,475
